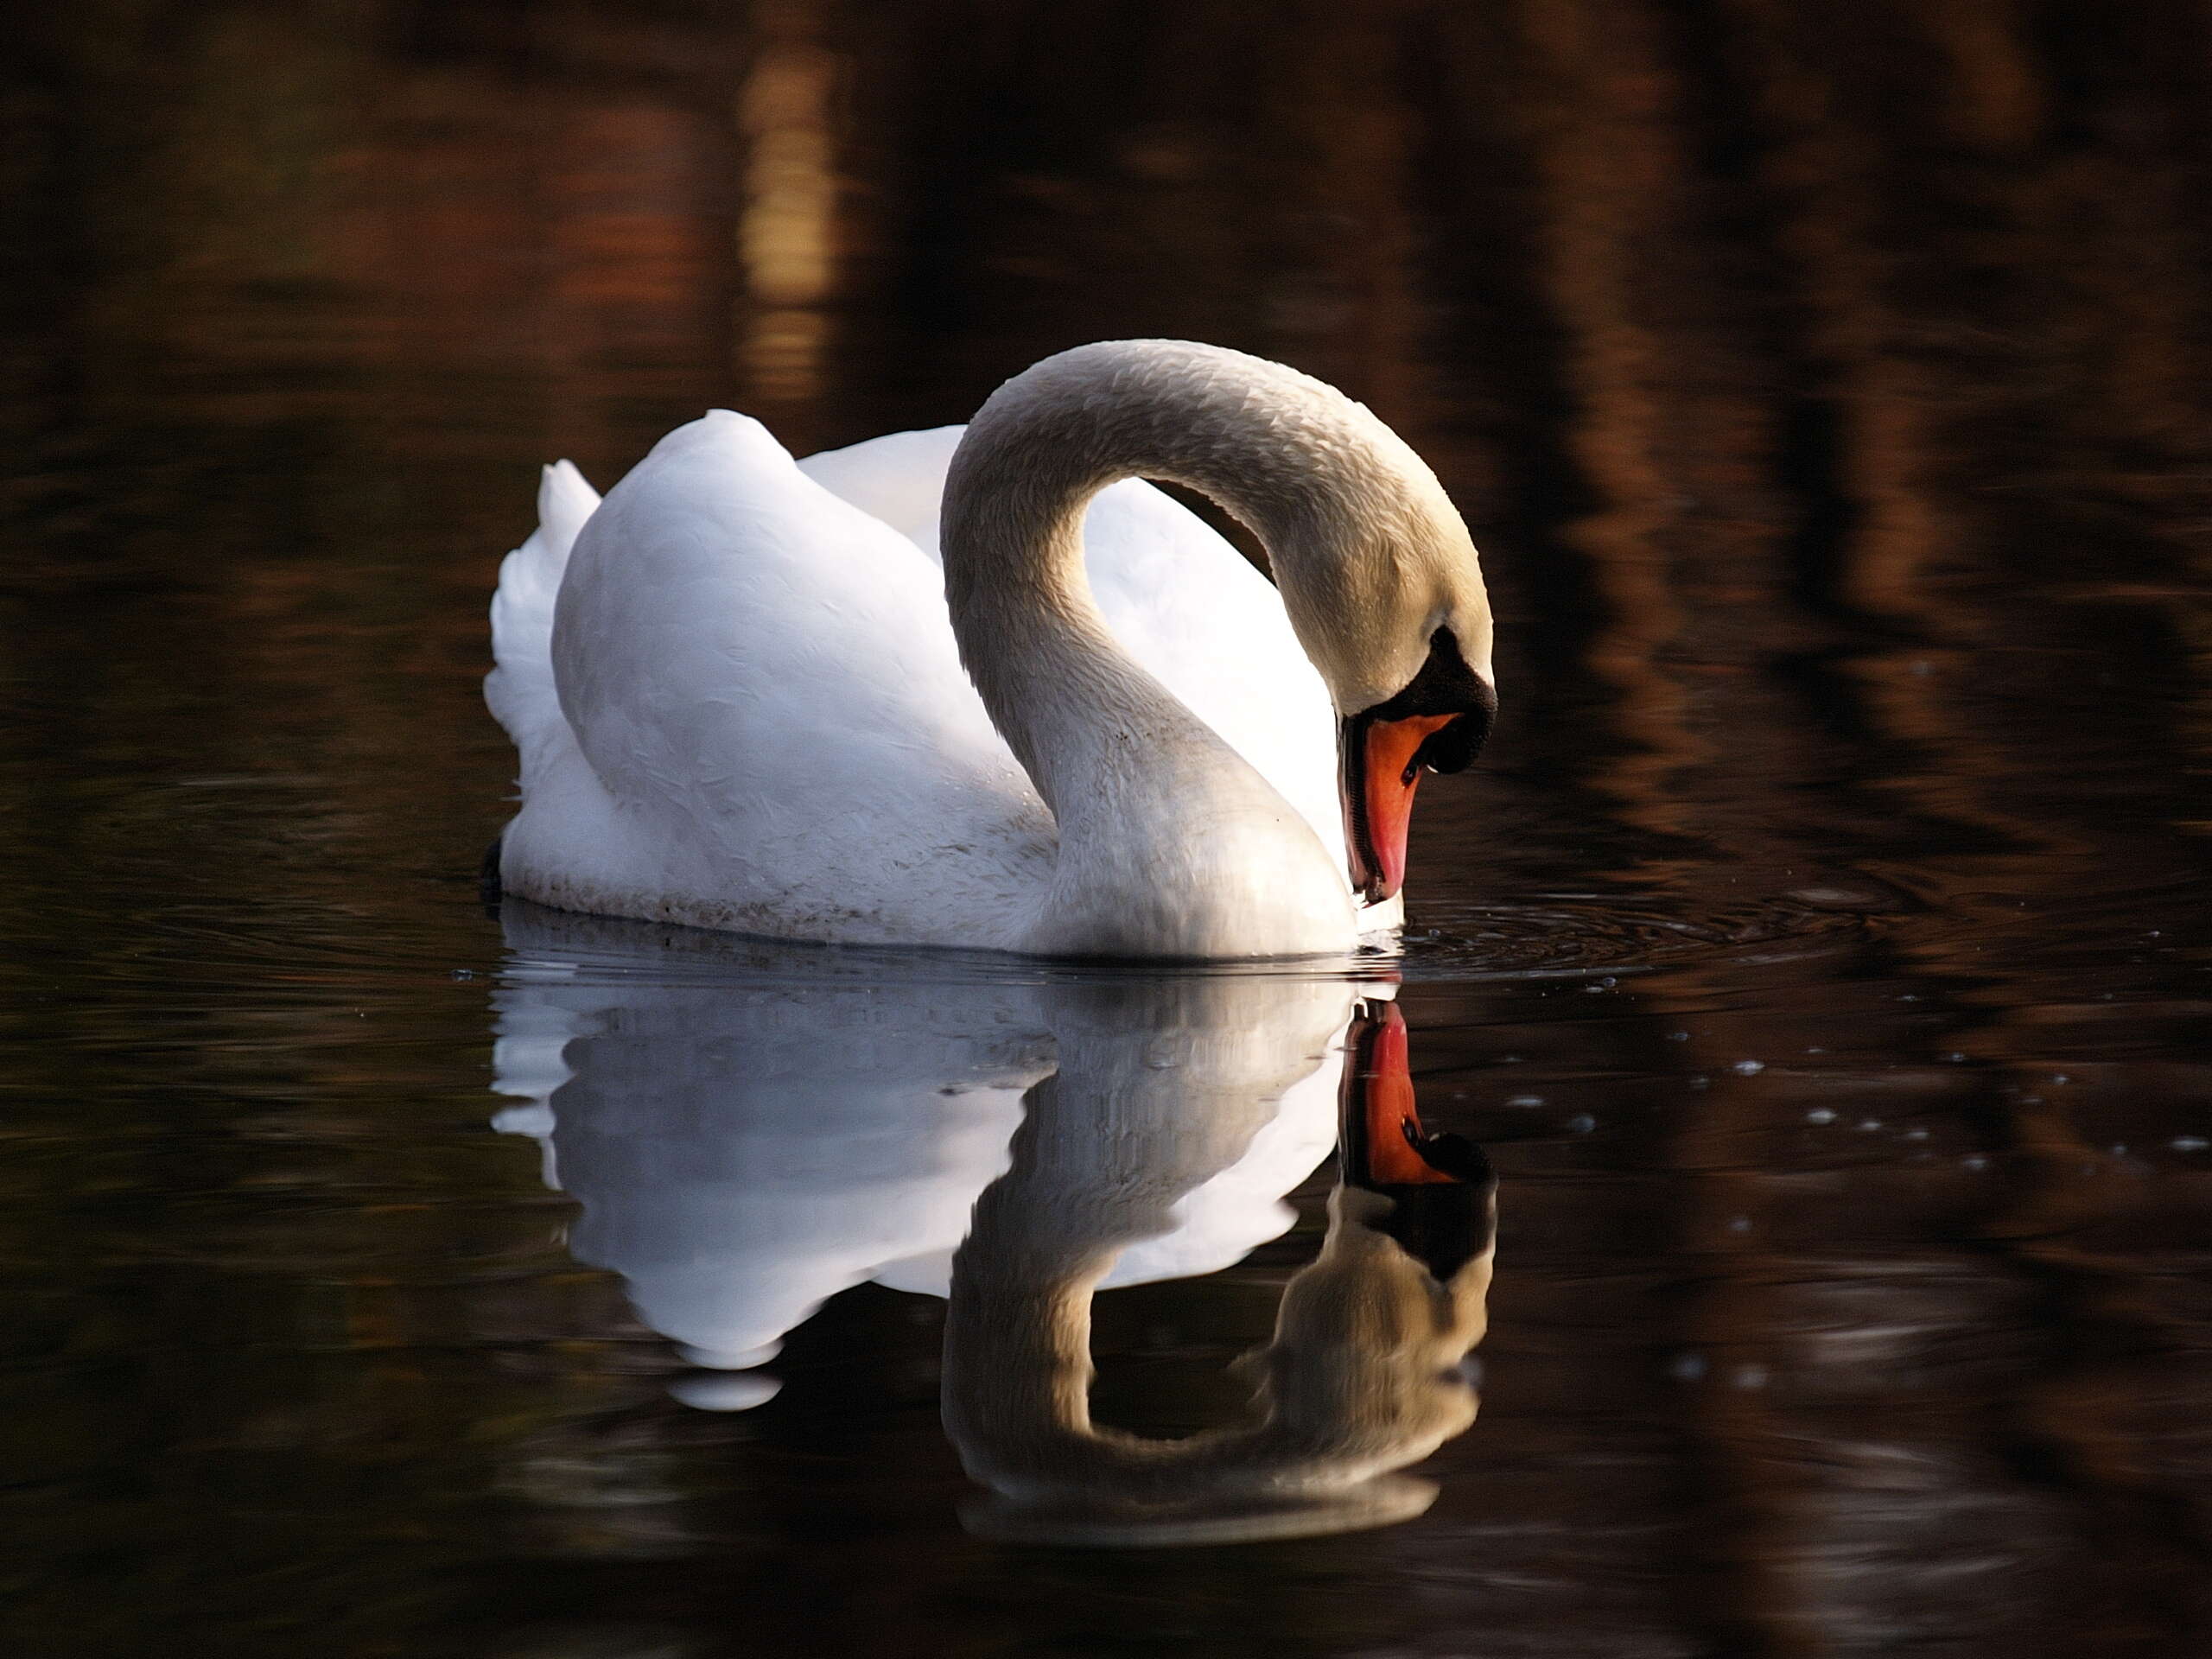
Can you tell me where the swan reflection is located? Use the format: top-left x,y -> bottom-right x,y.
490,902 -> 1494,1544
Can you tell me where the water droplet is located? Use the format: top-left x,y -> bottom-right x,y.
1669,1352 -> 1707,1382
1731,1059 -> 1764,1075
1859,1119 -> 1883,1131
1727,1216 -> 1751,1233
1667,1031 -> 1690,1041
1807,1108 -> 1836,1124
2175,1137 -> 2209,1153
1962,1154 -> 1989,1170
1904,1128 -> 1929,1141
1731,1364 -> 1770,1389
1567,1114 -> 1596,1134
1505,1095 -> 1544,1108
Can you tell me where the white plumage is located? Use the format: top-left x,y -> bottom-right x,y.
488,341 -> 1489,957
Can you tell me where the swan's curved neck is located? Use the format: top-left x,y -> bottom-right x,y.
938,341 -> 1469,956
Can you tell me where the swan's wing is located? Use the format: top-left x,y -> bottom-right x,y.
501,413 -> 1052,945
795,424 -> 964,545
801,428 -> 1345,868
487,460 -> 601,790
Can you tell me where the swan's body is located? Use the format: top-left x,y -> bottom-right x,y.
488,341 -> 1491,958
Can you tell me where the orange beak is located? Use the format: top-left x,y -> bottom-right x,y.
1340,713 -> 1459,904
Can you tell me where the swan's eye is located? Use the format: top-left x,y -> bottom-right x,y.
1368,625 -> 1497,779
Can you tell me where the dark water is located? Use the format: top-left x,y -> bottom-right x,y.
6,3 -> 2211,1654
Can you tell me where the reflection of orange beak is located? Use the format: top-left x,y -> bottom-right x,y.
1338,1000 -> 1494,1281
1343,1001 -> 1457,1185
1341,713 -> 1459,904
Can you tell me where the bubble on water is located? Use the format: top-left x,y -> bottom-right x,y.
1731,1060 -> 1764,1075
1904,1128 -> 1929,1141
1567,1114 -> 1597,1134
1731,1364 -> 1770,1390
1962,1154 -> 1989,1170
1667,1031 -> 1689,1041
1727,1216 -> 1751,1233
1859,1119 -> 1883,1132
1946,1052 -> 1970,1063
1669,1351 -> 1708,1382
1505,1095 -> 1545,1107
1807,1108 -> 1837,1124
2175,1137 -> 2209,1153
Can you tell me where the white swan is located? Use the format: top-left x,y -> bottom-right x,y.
487,340 -> 1495,958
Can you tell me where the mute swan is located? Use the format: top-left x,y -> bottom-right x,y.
487,340 -> 1495,958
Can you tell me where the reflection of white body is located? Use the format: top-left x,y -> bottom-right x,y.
488,341 -> 1493,957
490,906 -> 1357,1374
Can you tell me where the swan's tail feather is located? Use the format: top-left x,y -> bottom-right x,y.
487,460 -> 601,776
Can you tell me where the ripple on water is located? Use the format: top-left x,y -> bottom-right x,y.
1397,885 -> 1900,982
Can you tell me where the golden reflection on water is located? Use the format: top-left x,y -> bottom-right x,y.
736,8 -> 840,404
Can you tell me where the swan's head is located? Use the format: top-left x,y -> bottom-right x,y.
1283,503 -> 1495,905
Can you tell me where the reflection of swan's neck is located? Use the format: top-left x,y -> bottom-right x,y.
943,1103 -> 1494,1544
940,340 -> 1463,957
